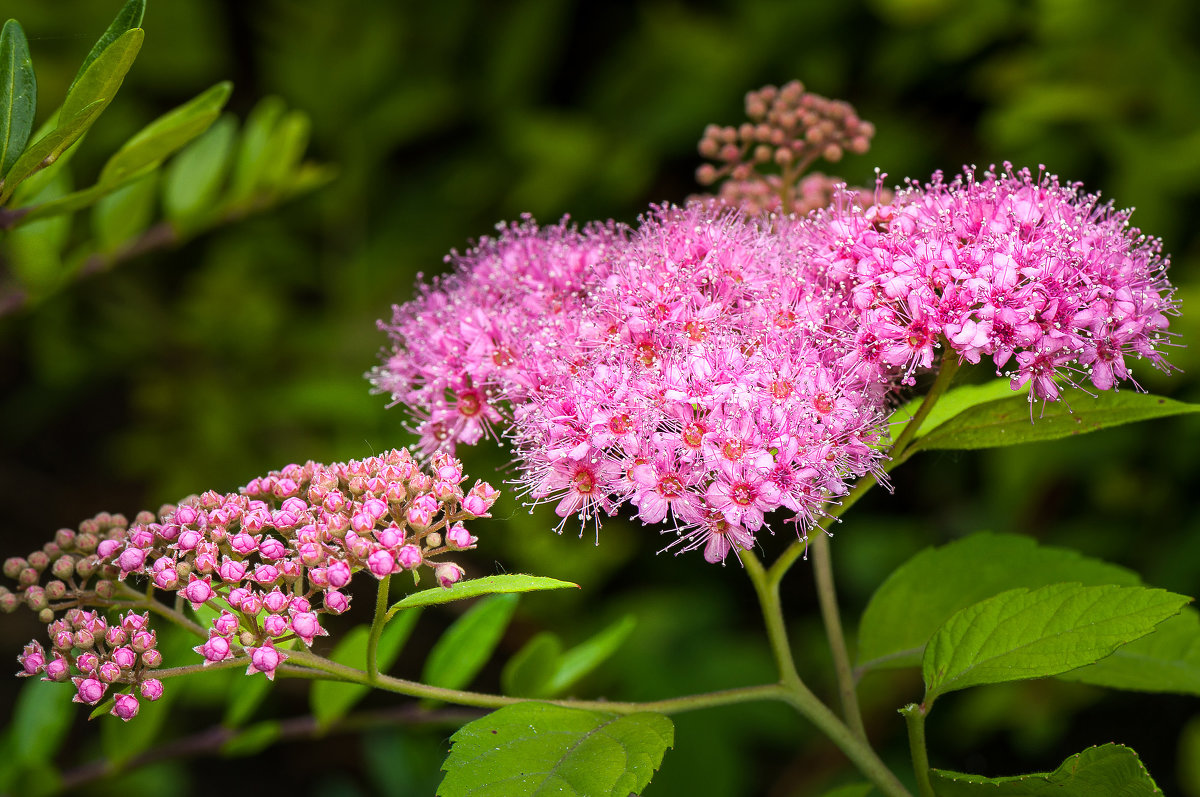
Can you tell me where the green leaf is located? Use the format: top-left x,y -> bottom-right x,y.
909,389 -> 1200,454
222,669 -> 273,729
819,785 -> 874,797
5,166 -> 73,292
67,0 -> 145,96
1057,608 -> 1200,695
227,95 -> 286,204
439,703 -> 674,797
59,27 -> 143,131
9,680 -> 73,766
889,378 -> 1020,440
311,608 -> 422,730
422,594 -> 519,691
502,632 -> 563,698
162,113 -> 236,225
257,109 -> 310,190
92,170 -> 158,253
922,583 -> 1189,705
389,574 -> 578,614
220,720 -> 283,758
545,615 -> 636,697
929,743 -> 1162,796
856,532 -> 1140,674
100,687 -> 174,766
99,81 -> 232,187
0,19 -> 37,176
0,99 -> 104,205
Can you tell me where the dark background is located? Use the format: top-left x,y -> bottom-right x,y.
1,1 -> 1198,795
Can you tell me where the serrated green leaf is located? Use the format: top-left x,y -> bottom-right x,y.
92,170 -> 158,253
162,113 -> 236,225
10,680 -> 74,766
222,668 -> 273,729
389,574 -> 578,614
545,615 -> 636,697
502,632 -> 563,698
923,583 -> 1189,705
856,533 -> 1140,674
889,378 -> 1021,440
100,687 -> 174,766
220,720 -> 283,758
439,703 -> 674,797
929,743 -> 1162,796
99,81 -> 232,187
0,19 -> 37,176
228,95 -> 285,203
1056,608 -> 1200,695
311,609 -> 422,730
59,27 -> 143,131
909,389 -> 1200,454
67,0 -> 145,96
0,99 -> 103,205
422,594 -> 519,692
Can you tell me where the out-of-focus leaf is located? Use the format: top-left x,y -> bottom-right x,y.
388,574 -> 578,614
0,100 -> 103,205
67,0 -> 145,95
546,615 -> 636,697
163,113 -> 236,225
0,19 -> 36,176
311,608 -> 422,730
59,27 -> 143,128
501,615 -> 636,699
923,583 -> 1188,705
930,744 -> 1162,795
222,669 -> 273,729
909,390 -> 1200,454
220,720 -> 283,758
819,784 -> 874,797
100,81 -> 232,186
92,170 -> 158,253
502,632 -> 562,698
9,680 -> 73,766
440,703 -> 674,797
228,95 -> 285,203
100,687 -> 174,766
1057,608 -> 1200,695
258,108 -> 310,189
5,167 -> 73,292
857,532 -> 1139,674
422,594 -> 518,692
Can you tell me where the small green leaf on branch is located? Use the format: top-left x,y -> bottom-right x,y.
929,743 -> 1162,796
0,19 -> 37,177
388,574 -> 578,614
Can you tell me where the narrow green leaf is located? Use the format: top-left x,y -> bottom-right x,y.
10,680 -> 73,766
92,170 -> 158,253
930,743 -> 1162,796
99,81 -> 232,187
60,27 -> 143,132
545,615 -> 636,697
0,99 -> 103,205
0,19 -> 37,176
923,583 -> 1189,705
257,108 -> 310,190
856,532 -> 1140,674
889,378 -> 1021,440
67,0 -> 145,96
422,594 -> 519,691
1057,608 -> 1200,695
162,113 -> 236,225
440,703 -> 674,797
910,389 -> 1200,454
222,670 -> 272,729
310,608 -> 422,730
819,785 -> 874,797
220,720 -> 283,758
228,95 -> 285,203
502,632 -> 563,698
389,574 -> 578,614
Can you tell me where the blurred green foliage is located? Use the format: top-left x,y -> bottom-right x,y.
1,0 -> 1197,795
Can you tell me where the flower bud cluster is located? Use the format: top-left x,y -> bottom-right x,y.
696,80 -> 878,216
5,450 -> 498,714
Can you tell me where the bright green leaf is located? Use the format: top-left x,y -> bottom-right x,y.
502,632 -> 563,698
439,703 -> 674,797
857,532 -> 1140,674
67,0 -> 145,96
228,95 -> 285,204
92,170 -> 158,253
99,81 -> 232,187
10,680 -> 73,766
910,389 -> 1200,454
923,583 -> 1189,705
545,615 -> 636,697
59,27 -> 143,130
889,378 -> 1020,440
0,19 -> 36,176
1057,608 -> 1200,695
220,720 -> 283,758
929,743 -> 1162,796
0,99 -> 103,205
257,109 -> 310,190
310,608 -> 422,730
162,113 -> 236,225
422,594 -> 519,692
388,574 -> 578,614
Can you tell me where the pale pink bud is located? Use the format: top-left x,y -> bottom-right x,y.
140,649 -> 163,668
98,661 -> 122,683
17,643 -> 45,676
435,562 -> 465,589
288,596 -> 311,615
153,566 -> 180,591
297,541 -> 323,567
262,589 -> 288,614
446,523 -> 475,549
139,678 -> 164,701
240,592 -> 263,615
130,629 -> 156,654
308,567 -> 331,588
397,544 -> 422,570
350,512 -> 375,534
76,651 -> 99,673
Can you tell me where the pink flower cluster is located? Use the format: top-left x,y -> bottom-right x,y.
799,165 -> 1176,398
369,217 -> 626,454
5,450 -> 498,714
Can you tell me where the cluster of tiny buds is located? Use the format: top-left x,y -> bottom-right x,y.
4,450 -> 500,719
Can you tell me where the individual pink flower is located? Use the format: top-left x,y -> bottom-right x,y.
111,693 -> 140,721
246,641 -> 287,680
72,676 -> 107,705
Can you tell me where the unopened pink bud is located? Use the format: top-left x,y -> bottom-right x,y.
182,575 -> 213,608
290,612 -> 325,645
176,528 -> 203,551
98,661 -> 122,683
111,646 -> 137,670
397,544 -> 422,570
327,561 -> 352,588
229,532 -> 261,556
196,634 -> 233,664
375,526 -> 402,549
263,613 -> 288,637
111,693 -> 140,721
116,547 -> 147,575
174,505 -> 199,526
72,676 -> 107,704
323,590 -> 350,614
288,596 -> 311,615
367,550 -> 395,579
435,562 -> 465,589
446,523 -> 475,549
213,610 -> 239,636
247,641 -> 286,680
140,649 -> 163,668
131,629 -> 156,654
76,651 -> 99,673
139,678 -> 164,701
258,537 -> 287,560
252,564 -> 280,585
44,655 -> 69,681
217,558 -> 247,584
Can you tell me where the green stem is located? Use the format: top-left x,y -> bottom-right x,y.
367,574 -> 391,681
900,703 -> 935,797
809,530 -> 867,743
